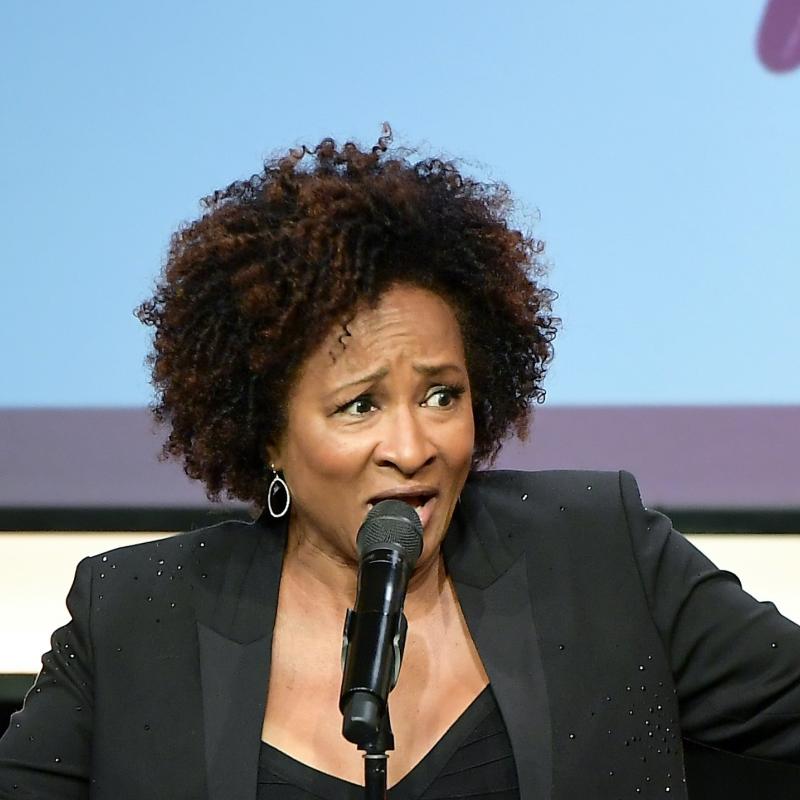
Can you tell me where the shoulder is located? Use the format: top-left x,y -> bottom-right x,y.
81,516 -> 258,566
74,516 -> 265,599
445,468 -> 650,587
460,468 -> 646,553
63,515 -> 277,647
463,468 -> 633,513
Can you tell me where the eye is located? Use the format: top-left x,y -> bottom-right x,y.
337,395 -> 377,416
422,384 -> 465,408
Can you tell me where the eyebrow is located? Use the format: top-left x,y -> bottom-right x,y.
330,363 -> 465,395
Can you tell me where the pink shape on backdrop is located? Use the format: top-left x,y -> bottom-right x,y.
758,0 -> 800,72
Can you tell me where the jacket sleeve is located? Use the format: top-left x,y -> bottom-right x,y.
619,469 -> 800,764
0,556 -> 94,799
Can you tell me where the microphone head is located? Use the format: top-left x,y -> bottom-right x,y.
357,499 -> 424,566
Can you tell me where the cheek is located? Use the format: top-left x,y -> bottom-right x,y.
447,409 -> 475,464
284,418 -> 368,489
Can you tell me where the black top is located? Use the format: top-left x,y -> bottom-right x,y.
4,470 -> 800,799
256,685 -> 520,799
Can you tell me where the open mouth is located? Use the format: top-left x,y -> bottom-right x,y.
366,492 -> 438,528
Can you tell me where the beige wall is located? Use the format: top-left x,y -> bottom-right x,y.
0,533 -> 171,675
1,531 -> 799,675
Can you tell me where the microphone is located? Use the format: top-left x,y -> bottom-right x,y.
339,499 -> 423,750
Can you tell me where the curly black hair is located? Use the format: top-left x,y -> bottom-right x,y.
135,124 -> 559,505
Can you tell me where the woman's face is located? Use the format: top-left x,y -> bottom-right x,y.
269,283 -> 475,570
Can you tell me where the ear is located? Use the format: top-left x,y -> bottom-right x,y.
265,440 -> 284,472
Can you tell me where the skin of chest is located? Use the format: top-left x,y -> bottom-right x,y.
260,565 -> 489,788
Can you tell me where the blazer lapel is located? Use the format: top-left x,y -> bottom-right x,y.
445,490 -> 553,800
192,486 -> 553,800
195,515 -> 288,800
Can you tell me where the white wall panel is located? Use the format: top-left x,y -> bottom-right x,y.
1,532 -> 799,675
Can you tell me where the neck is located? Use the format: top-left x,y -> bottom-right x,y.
281,515 -> 448,624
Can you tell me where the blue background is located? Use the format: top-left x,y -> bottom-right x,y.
2,1 -> 798,406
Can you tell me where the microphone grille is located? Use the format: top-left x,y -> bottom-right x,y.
357,499 -> 424,565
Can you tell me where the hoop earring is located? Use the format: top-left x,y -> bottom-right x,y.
267,465 -> 291,518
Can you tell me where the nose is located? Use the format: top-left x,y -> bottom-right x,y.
374,404 -> 436,476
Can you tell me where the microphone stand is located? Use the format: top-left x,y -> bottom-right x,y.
362,703 -> 393,800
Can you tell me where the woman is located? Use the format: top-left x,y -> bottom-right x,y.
1,128 -> 799,799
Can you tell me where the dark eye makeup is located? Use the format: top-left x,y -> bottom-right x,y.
335,383 -> 466,416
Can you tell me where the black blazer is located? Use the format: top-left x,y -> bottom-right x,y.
2,470 -> 800,799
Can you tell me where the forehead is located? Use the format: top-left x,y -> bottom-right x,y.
301,285 -> 467,385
